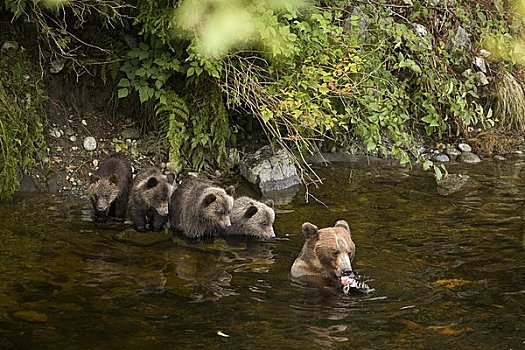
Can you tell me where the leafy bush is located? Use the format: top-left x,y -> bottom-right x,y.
0,48 -> 46,200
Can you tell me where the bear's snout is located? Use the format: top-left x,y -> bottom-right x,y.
341,268 -> 354,278
96,201 -> 108,211
156,204 -> 169,216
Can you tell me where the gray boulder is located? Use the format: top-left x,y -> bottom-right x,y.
239,146 -> 300,199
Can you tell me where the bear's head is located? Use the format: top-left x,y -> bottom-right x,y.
88,174 -> 121,212
229,197 -> 275,239
291,220 -> 355,284
200,185 -> 235,229
141,172 -> 176,216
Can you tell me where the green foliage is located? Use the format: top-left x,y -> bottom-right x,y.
117,40 -> 231,172
173,0 -> 308,58
179,81 -> 231,172
3,0 -> 519,184
0,49 -> 46,201
335,1 -> 505,160
153,82 -> 231,173
118,43 -> 182,103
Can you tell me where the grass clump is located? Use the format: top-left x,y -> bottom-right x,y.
493,71 -> 525,132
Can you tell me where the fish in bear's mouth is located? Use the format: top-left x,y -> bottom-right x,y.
340,271 -> 373,294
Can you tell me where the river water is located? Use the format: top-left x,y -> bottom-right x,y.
0,160 -> 524,349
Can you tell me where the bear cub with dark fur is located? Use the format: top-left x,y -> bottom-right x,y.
88,153 -> 132,223
128,167 -> 176,232
291,220 -> 355,286
169,179 -> 234,240
222,196 -> 275,239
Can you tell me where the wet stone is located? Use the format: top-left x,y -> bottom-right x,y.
457,143 -> 472,152
458,152 -> 481,164
432,153 -> 450,163
445,145 -> 462,160
239,146 -> 300,195
12,310 -> 48,323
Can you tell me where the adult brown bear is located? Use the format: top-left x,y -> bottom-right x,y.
291,220 -> 356,287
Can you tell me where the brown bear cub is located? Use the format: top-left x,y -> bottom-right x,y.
291,220 -> 355,287
169,179 -> 235,240
222,197 -> 276,239
128,167 -> 176,232
88,153 -> 132,223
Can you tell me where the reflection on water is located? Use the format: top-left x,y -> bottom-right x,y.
1,160 -> 524,349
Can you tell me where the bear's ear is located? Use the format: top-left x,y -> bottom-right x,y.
90,174 -> 100,183
302,222 -> 319,238
203,193 -> 217,206
263,199 -> 274,208
244,205 -> 258,219
109,174 -> 119,184
166,172 -> 176,185
146,177 -> 158,189
225,185 -> 235,196
335,220 -> 350,233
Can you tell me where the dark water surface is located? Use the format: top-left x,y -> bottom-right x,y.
1,161 -> 524,349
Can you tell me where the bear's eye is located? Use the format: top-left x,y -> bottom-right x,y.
261,222 -> 267,226
331,251 -> 339,258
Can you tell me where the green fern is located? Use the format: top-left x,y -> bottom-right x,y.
184,80 -> 231,171
155,90 -> 190,173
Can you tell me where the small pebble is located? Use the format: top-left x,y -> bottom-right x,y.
83,136 -> 97,151
49,127 -> 62,139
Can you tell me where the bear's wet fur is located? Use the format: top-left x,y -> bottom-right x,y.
222,196 -> 275,239
169,179 -> 235,240
290,220 -> 355,286
128,167 -> 176,232
88,153 -> 132,223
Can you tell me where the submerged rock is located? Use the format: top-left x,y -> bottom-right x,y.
436,173 -> 470,196
12,310 -> 48,323
239,146 -> 300,196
